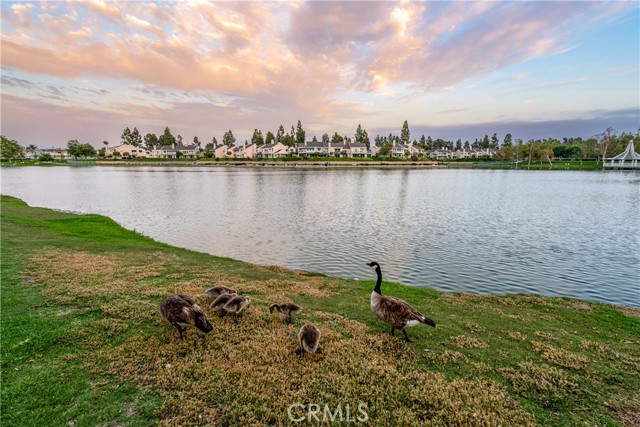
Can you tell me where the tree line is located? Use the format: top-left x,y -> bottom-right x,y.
1,121 -> 638,163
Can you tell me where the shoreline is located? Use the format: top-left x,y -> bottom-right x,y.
1,195 -> 639,426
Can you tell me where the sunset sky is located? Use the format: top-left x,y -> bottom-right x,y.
1,1 -> 638,148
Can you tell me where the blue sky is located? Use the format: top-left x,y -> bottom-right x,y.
1,1 -> 638,147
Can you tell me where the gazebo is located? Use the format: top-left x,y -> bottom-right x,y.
604,141 -> 640,170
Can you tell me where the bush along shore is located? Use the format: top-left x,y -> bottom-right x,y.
1,195 -> 638,426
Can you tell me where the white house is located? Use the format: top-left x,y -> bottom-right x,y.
232,143 -> 257,159
106,144 -> 152,158
258,142 -> 288,158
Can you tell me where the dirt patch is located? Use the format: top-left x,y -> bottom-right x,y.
619,305 -> 640,318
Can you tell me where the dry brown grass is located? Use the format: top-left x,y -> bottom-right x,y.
424,350 -> 467,365
580,340 -> 608,353
94,310 -> 534,427
501,361 -> 576,401
532,341 -> 588,369
507,331 -> 527,342
534,331 -> 555,340
449,335 -> 490,349
24,249 -> 536,426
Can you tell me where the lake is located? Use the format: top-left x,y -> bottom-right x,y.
2,166 -> 638,306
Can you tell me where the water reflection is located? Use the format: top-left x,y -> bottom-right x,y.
2,166 -> 638,306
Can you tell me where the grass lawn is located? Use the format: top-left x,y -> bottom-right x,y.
1,195 -> 638,426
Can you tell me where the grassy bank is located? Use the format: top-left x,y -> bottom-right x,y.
1,195 -> 638,426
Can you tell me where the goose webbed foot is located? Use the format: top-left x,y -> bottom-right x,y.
402,329 -> 412,343
384,326 -> 396,336
176,325 -> 185,340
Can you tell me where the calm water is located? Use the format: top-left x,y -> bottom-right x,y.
2,166 -> 639,306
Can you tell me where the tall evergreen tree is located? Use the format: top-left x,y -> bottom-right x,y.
401,120 -> 410,145
251,129 -> 265,146
355,124 -> 370,148
330,132 -> 344,144
503,133 -> 513,146
276,125 -> 285,143
144,133 -> 158,147
158,127 -> 176,147
322,133 -> 330,143
223,130 -> 236,147
482,135 -> 490,149
295,120 -> 305,145
120,127 -> 131,145
130,127 -> 142,146
491,133 -> 499,149
265,131 -> 275,145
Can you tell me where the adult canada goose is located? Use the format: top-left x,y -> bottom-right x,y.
160,294 -> 213,340
223,295 -> 251,322
269,303 -> 303,323
204,285 -> 236,299
366,262 -> 435,342
296,324 -> 322,355
209,293 -> 237,317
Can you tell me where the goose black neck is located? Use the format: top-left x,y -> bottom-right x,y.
373,267 -> 382,295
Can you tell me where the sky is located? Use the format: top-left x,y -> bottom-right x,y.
1,1 -> 638,148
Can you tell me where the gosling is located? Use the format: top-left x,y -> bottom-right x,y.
269,302 -> 303,323
209,293 -> 238,317
223,295 -> 251,323
204,285 -> 236,299
296,324 -> 322,355
160,294 -> 213,340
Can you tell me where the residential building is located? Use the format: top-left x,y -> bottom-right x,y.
258,142 -> 288,158
106,143 -> 152,158
152,144 -> 199,158
232,143 -> 257,159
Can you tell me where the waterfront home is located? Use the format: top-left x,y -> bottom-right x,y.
345,141 -> 370,158
258,142 -> 288,158
152,144 -> 199,159
604,141 -> 640,170
451,149 -> 470,160
297,140 -> 371,158
431,148 -> 451,160
392,142 -> 423,158
298,140 -> 324,157
232,143 -> 257,159
41,148 -> 69,160
107,144 -> 152,158
212,144 -> 231,159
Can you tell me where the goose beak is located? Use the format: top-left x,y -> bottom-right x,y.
366,262 -> 375,267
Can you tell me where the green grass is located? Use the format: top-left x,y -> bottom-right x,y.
1,195 -> 638,426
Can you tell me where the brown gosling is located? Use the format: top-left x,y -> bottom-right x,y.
204,285 -> 237,299
367,262 -> 436,343
160,294 -> 213,340
223,295 -> 251,323
269,302 -> 303,323
296,324 -> 322,355
209,293 -> 237,317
